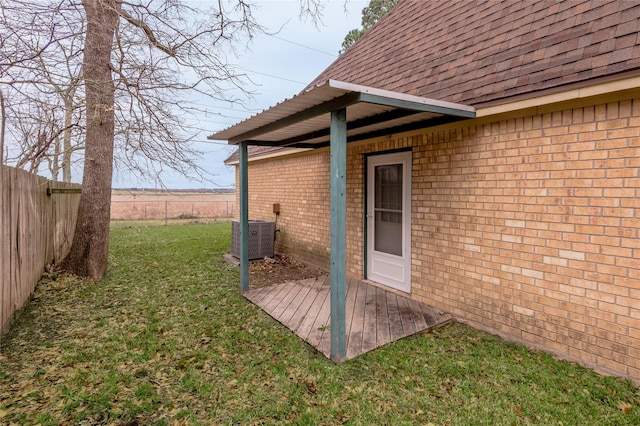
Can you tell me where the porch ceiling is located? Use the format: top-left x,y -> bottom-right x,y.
207,80 -> 476,148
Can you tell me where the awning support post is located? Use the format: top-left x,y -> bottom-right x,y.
330,107 -> 347,362
239,141 -> 249,292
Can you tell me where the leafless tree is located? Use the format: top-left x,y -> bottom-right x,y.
1,90 -> 6,165
62,0 -> 120,280
1,0 -> 85,180
2,0 -> 322,280
1,0 -> 272,182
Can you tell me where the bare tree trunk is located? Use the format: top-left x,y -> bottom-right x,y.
0,90 -> 5,165
62,96 -> 74,182
51,134 -> 60,180
61,0 -> 119,280
28,133 -> 46,173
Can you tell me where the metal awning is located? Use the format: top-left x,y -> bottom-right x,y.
215,79 -> 476,363
208,80 -> 475,147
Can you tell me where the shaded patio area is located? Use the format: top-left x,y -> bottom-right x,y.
244,276 -> 454,360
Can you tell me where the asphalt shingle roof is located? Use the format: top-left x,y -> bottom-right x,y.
225,0 -> 640,162
308,0 -> 640,106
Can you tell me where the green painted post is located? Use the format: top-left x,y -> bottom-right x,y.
330,108 -> 347,362
239,141 -> 249,292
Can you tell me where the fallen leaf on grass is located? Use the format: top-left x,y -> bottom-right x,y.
510,403 -> 524,415
617,401 -> 632,414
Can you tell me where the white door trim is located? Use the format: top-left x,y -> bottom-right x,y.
366,151 -> 412,293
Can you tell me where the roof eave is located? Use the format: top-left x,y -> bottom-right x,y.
207,80 -> 476,147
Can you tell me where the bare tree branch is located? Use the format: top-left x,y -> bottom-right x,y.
118,6 -> 175,56
1,0 -> 327,278
0,90 -> 5,164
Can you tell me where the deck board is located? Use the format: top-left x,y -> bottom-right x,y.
375,287 -> 391,346
304,285 -> 330,347
260,281 -> 297,314
361,285 -> 378,353
277,277 -> 317,325
243,276 -> 452,361
346,279 -> 366,359
269,281 -> 305,321
397,295 -> 417,336
343,278 -> 359,357
292,276 -> 329,335
287,276 -> 327,333
407,298 -> 428,331
386,292 -> 405,341
244,284 -> 271,305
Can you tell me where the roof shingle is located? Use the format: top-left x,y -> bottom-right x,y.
224,0 -> 640,163
307,0 -> 640,106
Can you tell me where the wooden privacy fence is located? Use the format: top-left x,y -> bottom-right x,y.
0,165 -> 81,332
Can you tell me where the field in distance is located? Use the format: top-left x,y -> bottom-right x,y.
111,188 -> 235,220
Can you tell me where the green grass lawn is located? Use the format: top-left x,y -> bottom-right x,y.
1,222 -> 638,425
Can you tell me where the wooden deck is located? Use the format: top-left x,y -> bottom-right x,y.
244,275 -> 453,360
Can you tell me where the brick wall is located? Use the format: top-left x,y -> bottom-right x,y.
408,98 -> 640,382
238,95 -> 640,383
237,150 -> 332,268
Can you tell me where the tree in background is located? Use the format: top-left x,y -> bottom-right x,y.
340,0 -> 399,54
63,0 -> 119,280
0,1 -> 251,183
66,0 -> 263,280
1,1 -> 85,179
1,0 -> 322,281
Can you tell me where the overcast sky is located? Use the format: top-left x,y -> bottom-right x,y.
112,0 -> 367,189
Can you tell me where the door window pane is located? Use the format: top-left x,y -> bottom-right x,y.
374,164 -> 403,256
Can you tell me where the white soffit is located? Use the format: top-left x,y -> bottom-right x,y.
208,80 -> 475,147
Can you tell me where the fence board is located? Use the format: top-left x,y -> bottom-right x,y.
0,165 -> 81,332
1,166 -> 10,334
53,181 -> 81,263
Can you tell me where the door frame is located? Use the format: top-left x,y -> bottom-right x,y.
365,149 -> 412,293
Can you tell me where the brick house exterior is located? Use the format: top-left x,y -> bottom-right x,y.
219,1 -> 640,383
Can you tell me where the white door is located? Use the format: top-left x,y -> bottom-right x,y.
366,151 -> 412,293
